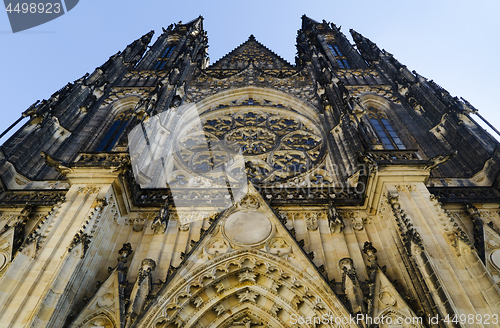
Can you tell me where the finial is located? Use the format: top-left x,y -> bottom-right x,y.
248,34 -> 255,41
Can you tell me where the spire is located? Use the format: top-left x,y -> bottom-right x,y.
350,29 -> 380,62
184,15 -> 203,30
122,30 -> 155,64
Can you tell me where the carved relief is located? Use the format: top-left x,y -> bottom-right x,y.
205,237 -> 230,258
265,238 -> 291,256
342,211 -> 366,231
237,289 -> 259,303
238,270 -> 257,283
327,206 -> 344,233
77,187 -> 100,195
305,213 -> 318,231
133,213 -> 154,232
238,195 -> 260,209
213,303 -> 226,315
378,291 -> 397,306
97,293 -> 115,308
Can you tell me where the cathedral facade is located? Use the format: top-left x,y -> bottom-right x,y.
0,16 -> 499,328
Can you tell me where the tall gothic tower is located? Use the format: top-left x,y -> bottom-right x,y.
0,16 -> 499,328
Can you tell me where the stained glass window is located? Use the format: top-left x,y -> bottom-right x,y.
154,45 -> 175,70
368,110 -> 405,149
328,44 -> 351,68
96,112 -> 132,151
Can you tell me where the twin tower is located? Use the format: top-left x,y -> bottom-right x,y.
0,16 -> 499,328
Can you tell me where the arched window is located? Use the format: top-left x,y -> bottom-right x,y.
327,43 -> 350,68
154,45 -> 175,70
95,110 -> 133,151
367,108 -> 405,149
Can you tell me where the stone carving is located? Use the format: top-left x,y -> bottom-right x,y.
378,291 -> 396,306
173,106 -> 324,184
265,237 -> 291,256
68,231 -> 91,258
0,251 -> 8,272
237,289 -> 259,303
133,213 -> 154,232
269,280 -> 281,293
327,206 -> 344,233
239,195 -> 260,209
151,203 -> 169,234
84,317 -> 113,328
311,296 -> 326,310
306,213 -> 318,230
351,215 -> 364,231
341,212 -> 364,231
238,270 -> 256,283
97,293 -> 115,308
77,187 -> 100,195
205,237 -> 230,257
215,283 -> 225,293
213,303 -> 225,315
232,317 -> 263,328
270,303 -> 282,316
193,296 -> 204,308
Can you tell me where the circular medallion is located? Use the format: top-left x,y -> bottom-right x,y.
490,248 -> 500,269
378,291 -> 397,306
0,252 -> 7,272
224,211 -> 272,245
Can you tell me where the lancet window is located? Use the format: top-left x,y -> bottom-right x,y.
328,43 -> 350,68
154,45 -> 175,70
367,108 -> 405,149
95,110 -> 133,151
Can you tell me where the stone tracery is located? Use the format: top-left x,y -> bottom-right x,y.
173,102 -> 325,184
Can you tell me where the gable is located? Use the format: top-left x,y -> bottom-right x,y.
132,184 -> 357,328
208,35 -> 294,70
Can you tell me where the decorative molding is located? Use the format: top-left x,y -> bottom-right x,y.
0,190 -> 66,206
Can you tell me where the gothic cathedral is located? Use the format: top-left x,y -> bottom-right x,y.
0,16 -> 499,328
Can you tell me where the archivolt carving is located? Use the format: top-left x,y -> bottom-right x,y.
76,312 -> 116,328
138,249 -> 355,328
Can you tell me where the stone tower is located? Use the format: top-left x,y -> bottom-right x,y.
0,16 -> 499,328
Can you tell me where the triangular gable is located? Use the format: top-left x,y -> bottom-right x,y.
484,223 -> 500,287
208,35 -> 294,70
133,183 -> 358,328
69,270 -> 121,328
0,227 -> 15,276
370,269 -> 425,327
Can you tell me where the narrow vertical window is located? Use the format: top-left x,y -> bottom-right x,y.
369,110 -> 405,149
96,112 -> 132,151
154,45 -> 175,70
328,43 -> 350,68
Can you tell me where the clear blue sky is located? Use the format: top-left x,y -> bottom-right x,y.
1,0 -> 499,142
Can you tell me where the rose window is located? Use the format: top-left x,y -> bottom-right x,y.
174,106 -> 324,183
